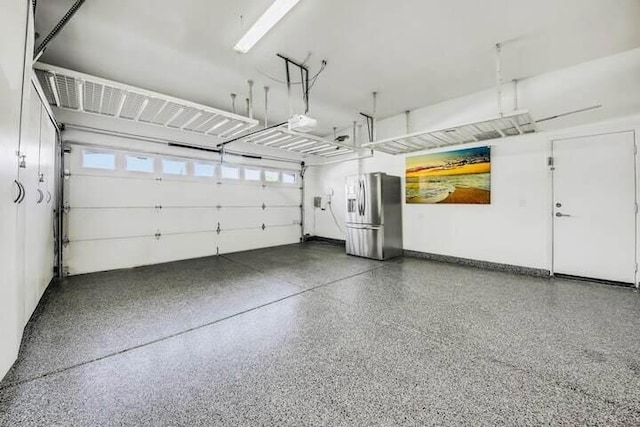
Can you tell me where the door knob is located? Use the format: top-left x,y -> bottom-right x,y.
555,212 -> 571,217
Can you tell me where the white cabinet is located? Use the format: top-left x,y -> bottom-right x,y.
0,0 -> 30,380
22,85 -> 57,322
0,2 -> 58,380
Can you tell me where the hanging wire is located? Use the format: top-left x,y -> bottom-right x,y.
254,60 -> 326,91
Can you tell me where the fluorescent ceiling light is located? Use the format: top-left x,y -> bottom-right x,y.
234,0 -> 301,53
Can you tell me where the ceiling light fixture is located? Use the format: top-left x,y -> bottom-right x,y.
233,0 -> 301,54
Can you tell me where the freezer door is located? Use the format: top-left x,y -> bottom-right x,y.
361,173 -> 382,225
346,225 -> 383,260
346,174 -> 382,225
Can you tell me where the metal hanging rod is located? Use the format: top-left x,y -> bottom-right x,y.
277,53 -> 310,114
359,91 -> 378,142
360,113 -> 374,143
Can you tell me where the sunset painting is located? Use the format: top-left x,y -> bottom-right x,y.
405,146 -> 491,204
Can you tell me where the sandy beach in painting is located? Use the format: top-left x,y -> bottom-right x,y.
405,147 -> 491,204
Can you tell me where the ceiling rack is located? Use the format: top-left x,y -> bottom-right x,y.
34,63 -> 356,159
34,63 -> 259,139
232,125 -> 358,159
362,110 -> 537,155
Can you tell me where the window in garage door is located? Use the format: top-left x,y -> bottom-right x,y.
125,154 -> 154,173
221,165 -> 240,179
193,162 -> 215,177
82,150 -> 116,170
244,168 -> 261,181
162,158 -> 187,175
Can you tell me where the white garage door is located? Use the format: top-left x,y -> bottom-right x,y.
62,143 -> 302,275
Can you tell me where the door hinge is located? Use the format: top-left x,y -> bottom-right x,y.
63,169 -> 71,179
63,145 -> 72,154
63,202 -> 71,214
547,156 -> 554,169
62,235 -> 70,247
635,262 -> 638,273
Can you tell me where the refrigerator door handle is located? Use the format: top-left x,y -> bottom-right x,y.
357,179 -> 363,216
347,224 -> 382,230
362,180 -> 367,216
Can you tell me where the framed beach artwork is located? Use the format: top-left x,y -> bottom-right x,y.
405,146 -> 491,204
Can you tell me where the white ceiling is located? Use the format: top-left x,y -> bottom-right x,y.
36,0 -> 640,136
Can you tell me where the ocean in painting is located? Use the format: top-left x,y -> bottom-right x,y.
405,146 -> 491,204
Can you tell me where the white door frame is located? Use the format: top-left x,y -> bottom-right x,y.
550,130 -> 638,287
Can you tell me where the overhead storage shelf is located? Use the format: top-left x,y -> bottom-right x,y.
34,63 -> 357,159
34,63 -> 259,139
240,126 -> 357,158
362,110 -> 537,155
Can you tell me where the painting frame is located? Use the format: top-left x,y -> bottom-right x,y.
405,146 -> 491,204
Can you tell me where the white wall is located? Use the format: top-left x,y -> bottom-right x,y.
307,48 -> 640,272
1,2 -> 59,380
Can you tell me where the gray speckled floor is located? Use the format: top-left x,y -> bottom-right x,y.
1,242 -> 640,426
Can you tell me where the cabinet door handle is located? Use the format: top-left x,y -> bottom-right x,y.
13,180 -> 21,203
46,190 -> 52,204
18,182 -> 26,204
37,189 -> 44,204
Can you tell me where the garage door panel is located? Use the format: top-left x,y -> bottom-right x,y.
264,207 -> 299,226
261,186 -> 300,205
67,208 -> 158,240
218,229 -> 263,254
263,225 -> 301,247
68,176 -> 159,207
155,233 -> 218,264
216,184 -> 261,207
218,208 -> 263,229
157,209 -> 219,234
64,144 -> 302,274
160,180 -> 218,206
65,237 -> 157,275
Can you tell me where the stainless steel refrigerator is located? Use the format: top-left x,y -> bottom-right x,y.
345,172 -> 403,260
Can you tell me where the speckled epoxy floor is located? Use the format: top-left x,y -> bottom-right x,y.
1,242 -> 640,426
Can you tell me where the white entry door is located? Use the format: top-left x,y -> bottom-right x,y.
552,131 -> 637,284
